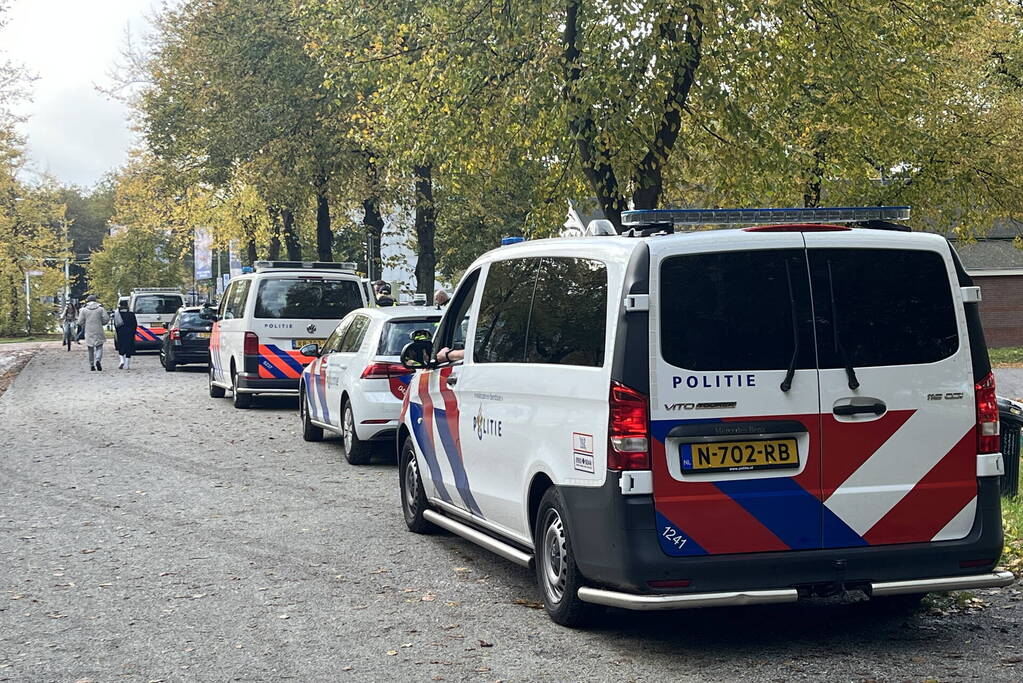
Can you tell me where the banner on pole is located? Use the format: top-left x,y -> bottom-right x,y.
195,228 -> 213,280
229,241 -> 242,277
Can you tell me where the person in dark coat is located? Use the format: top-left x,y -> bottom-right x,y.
113,299 -> 139,370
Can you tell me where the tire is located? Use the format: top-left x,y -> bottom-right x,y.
208,366 -> 226,398
300,387 -> 323,442
399,437 -> 437,534
232,371 -> 253,409
341,400 -> 371,465
164,351 -> 176,372
534,487 -> 597,627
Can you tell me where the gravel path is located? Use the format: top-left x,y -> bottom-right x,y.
2,348 -> 1022,682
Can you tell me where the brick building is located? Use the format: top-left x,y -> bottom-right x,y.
952,221 -> 1023,348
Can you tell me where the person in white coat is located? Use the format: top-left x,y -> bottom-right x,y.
77,294 -> 110,371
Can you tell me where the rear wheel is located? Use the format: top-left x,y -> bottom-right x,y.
342,400 -> 371,465
232,371 -> 252,409
300,387 -> 323,442
208,366 -> 226,398
399,437 -> 437,534
164,349 -> 176,372
534,487 -> 597,627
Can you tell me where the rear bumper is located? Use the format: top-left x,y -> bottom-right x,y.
235,372 -> 298,395
561,475 -> 1009,596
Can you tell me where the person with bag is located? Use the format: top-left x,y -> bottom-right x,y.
77,295 -> 110,371
112,299 -> 138,370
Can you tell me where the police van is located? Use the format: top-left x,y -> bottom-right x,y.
130,288 -> 185,350
206,261 -> 367,408
396,206 -> 1014,626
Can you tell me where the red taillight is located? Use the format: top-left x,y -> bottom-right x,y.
976,372 -> 1000,454
169,328 -> 180,340
361,362 -> 408,379
608,381 -> 650,471
244,331 -> 259,356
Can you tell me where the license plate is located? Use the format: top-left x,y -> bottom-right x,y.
194,332 -> 211,339
681,438 -> 799,473
293,338 -> 324,350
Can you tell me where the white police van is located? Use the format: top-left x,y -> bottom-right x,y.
206,261 -> 367,408
396,207 -> 1013,626
130,288 -> 185,350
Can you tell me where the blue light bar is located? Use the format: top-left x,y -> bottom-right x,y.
621,206 -> 911,226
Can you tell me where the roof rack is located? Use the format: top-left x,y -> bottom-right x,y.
621,206 -> 911,227
253,261 -> 358,272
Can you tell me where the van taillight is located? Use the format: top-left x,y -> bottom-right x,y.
976,372 -> 1000,454
608,381 -> 650,471
244,331 -> 259,356
361,362 -> 407,379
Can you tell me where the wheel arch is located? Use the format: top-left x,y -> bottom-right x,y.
527,472 -> 555,540
397,423 -> 413,462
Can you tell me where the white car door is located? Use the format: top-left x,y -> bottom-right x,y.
326,314 -> 371,427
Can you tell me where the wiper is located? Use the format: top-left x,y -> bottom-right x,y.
827,261 -> 860,390
780,260 -> 800,392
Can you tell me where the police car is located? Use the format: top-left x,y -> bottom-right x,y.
297,306 -> 442,464
206,261 -> 368,408
396,206 -> 1014,626
130,288 -> 185,350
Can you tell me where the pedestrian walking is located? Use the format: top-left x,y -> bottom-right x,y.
112,299 -> 138,370
77,295 -> 110,371
60,300 -> 79,351
375,283 -> 396,307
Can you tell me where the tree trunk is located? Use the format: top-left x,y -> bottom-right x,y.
282,208 -> 301,260
245,240 -> 257,266
267,206 -> 282,260
802,131 -> 829,208
413,163 -> 436,296
362,196 -> 384,282
315,177 -> 333,261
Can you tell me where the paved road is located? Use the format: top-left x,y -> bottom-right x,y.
996,368 -> 1023,401
2,349 -> 1022,682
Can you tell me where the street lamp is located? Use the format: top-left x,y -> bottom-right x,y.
24,269 -> 43,334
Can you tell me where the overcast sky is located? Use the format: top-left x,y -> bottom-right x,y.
4,0 -> 163,188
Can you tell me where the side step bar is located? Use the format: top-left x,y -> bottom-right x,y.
871,571 -> 1015,596
578,587 -> 798,611
423,510 -> 533,568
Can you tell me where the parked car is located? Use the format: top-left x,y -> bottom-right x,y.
396,206 -> 1013,626
205,261 -> 368,408
298,307 -> 442,464
160,306 -> 213,371
130,288 -> 185,351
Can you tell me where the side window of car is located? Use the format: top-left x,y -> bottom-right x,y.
218,284 -> 234,319
474,258 -> 540,364
526,258 -> 607,367
339,316 -> 370,353
321,326 -> 343,355
232,280 -> 251,317
436,269 -> 481,352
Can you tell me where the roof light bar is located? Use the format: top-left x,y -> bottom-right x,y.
621,206 -> 910,226
254,261 -> 358,272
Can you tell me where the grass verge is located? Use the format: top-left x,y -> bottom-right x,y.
0,334 -> 62,344
991,346 -> 1023,367
1003,495 -> 1023,577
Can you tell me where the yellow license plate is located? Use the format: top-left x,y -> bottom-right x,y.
681,438 -> 799,473
292,338 -> 324,350
195,332 -> 211,339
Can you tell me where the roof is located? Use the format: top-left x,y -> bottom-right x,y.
950,219 -> 1023,272
359,306 -> 444,320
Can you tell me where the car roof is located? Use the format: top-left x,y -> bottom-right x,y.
355,306 -> 444,321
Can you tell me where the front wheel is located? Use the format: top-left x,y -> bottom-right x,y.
399,438 -> 437,534
342,400 -> 371,465
209,366 -> 226,398
534,487 -> 597,627
300,388 -> 323,442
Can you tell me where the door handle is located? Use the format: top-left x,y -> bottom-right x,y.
833,401 -> 886,416
446,376 -> 458,386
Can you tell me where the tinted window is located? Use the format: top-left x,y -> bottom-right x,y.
254,278 -> 362,320
379,319 -> 440,356
809,248 -> 958,368
177,312 -> 205,328
437,269 -> 480,352
134,295 -> 183,314
474,258 -> 539,363
526,258 -> 607,367
339,316 -> 371,353
660,250 -> 815,371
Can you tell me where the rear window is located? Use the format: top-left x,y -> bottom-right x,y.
660,249 -> 816,371
254,278 -> 363,320
379,319 -> 440,356
177,312 -> 205,328
809,248 -> 958,368
134,295 -> 183,315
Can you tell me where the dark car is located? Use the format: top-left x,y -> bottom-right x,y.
160,306 -> 213,372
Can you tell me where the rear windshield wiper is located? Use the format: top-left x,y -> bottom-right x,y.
780,260 -> 800,392
827,261 -> 860,390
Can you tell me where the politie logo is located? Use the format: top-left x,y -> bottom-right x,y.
473,405 -> 503,441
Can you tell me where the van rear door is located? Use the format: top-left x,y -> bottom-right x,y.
805,233 -> 977,548
648,232 -> 825,557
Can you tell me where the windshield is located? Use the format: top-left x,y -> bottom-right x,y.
134,295 -> 183,315
379,319 -> 440,356
254,278 -> 363,320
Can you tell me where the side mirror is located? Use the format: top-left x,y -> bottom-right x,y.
400,335 -> 435,370
300,343 -> 320,358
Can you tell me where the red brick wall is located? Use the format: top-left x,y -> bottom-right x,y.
974,274 -> 1023,348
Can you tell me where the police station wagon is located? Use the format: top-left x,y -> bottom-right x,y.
206,261 -> 367,408
396,207 -> 1013,626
